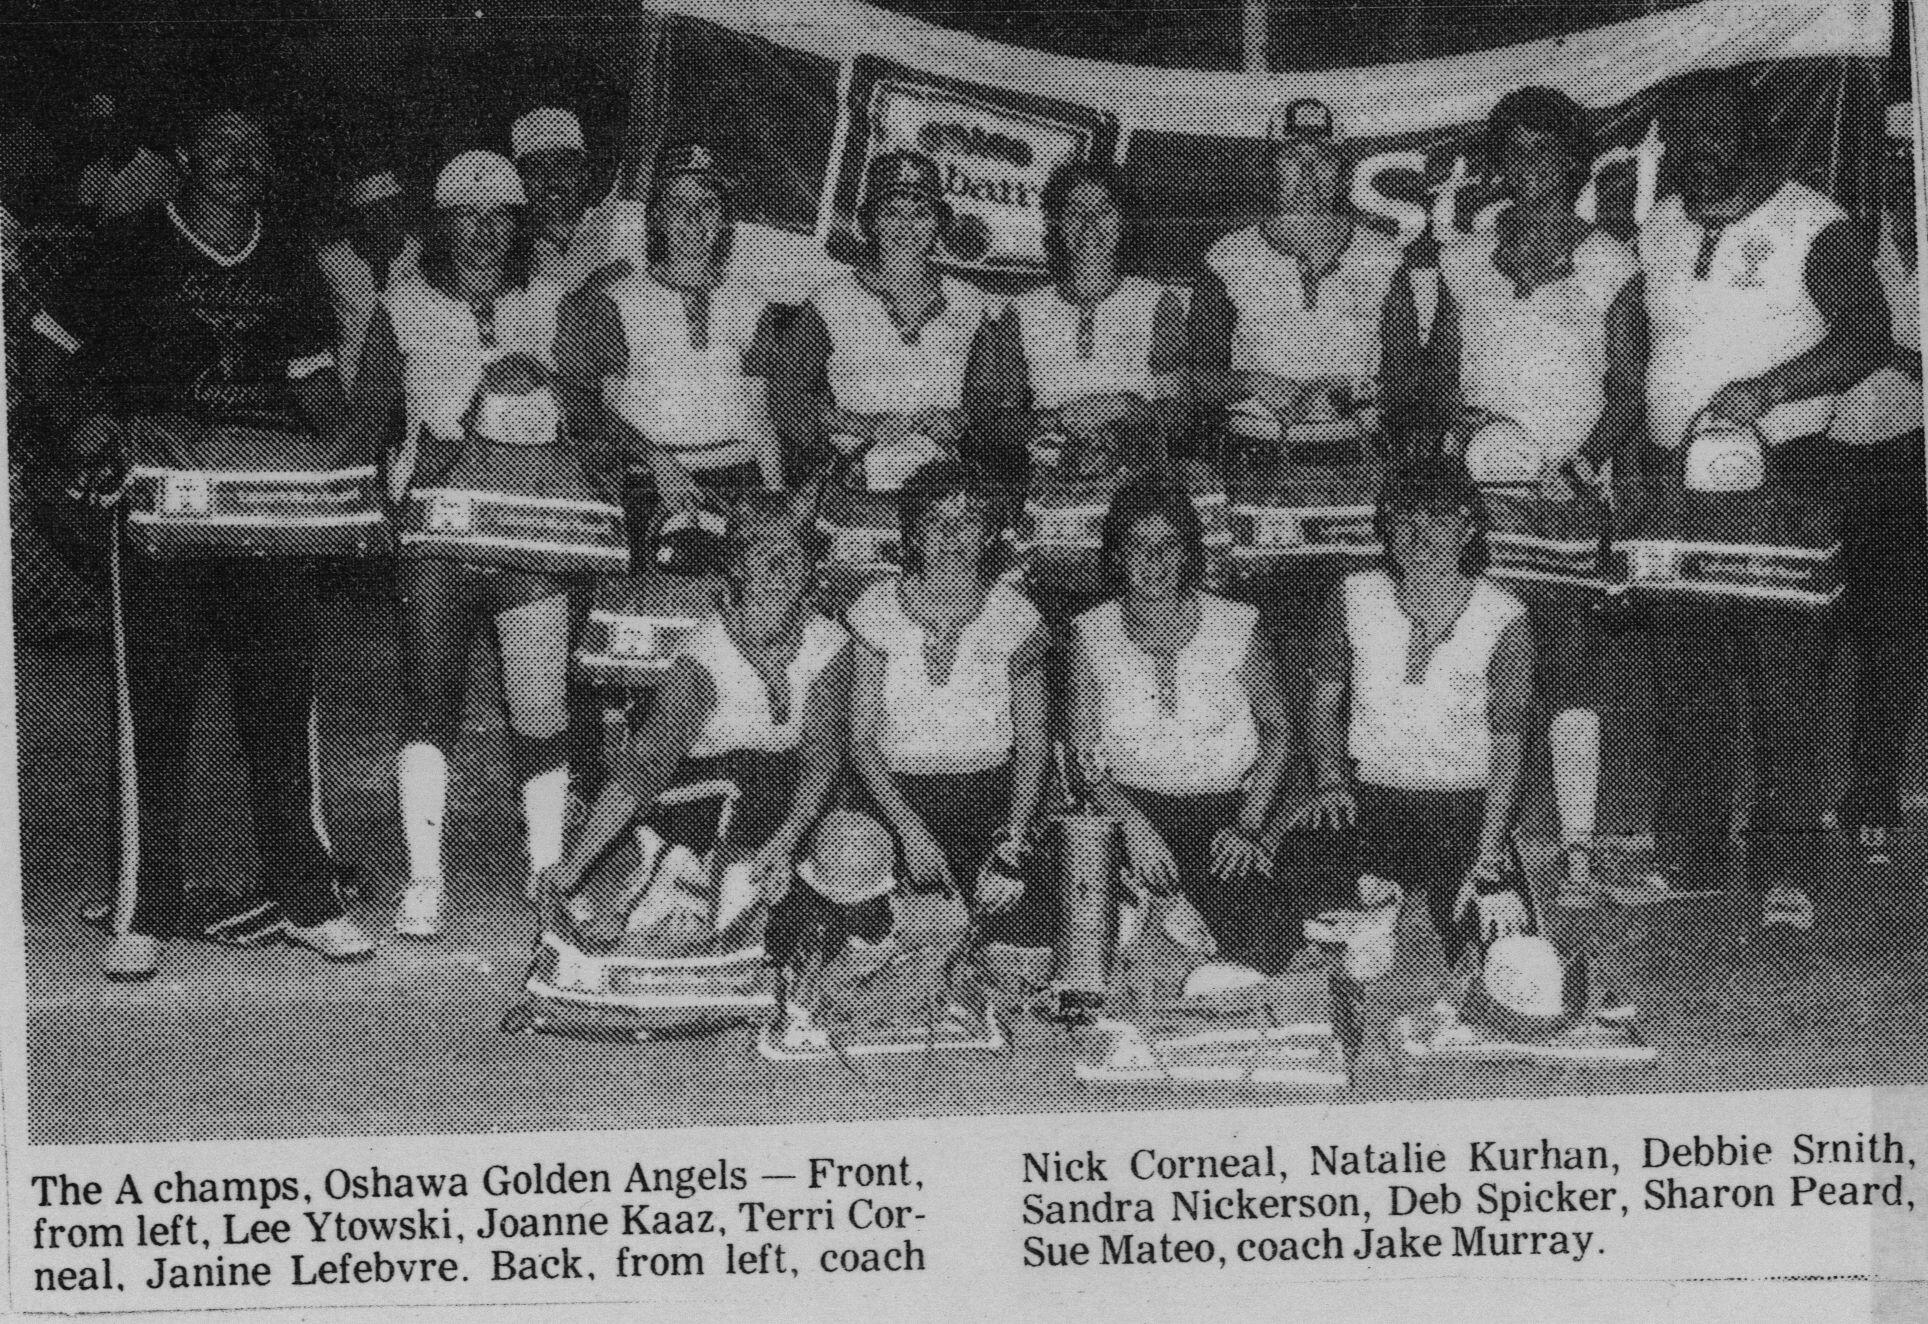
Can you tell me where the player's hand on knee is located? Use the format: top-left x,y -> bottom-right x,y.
1121,821 -> 1179,896
1209,825 -> 1270,885
1290,786 -> 1358,832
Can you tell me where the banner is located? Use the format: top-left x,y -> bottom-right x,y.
633,0 -> 1892,281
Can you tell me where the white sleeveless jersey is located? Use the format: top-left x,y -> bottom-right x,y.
1343,571 -> 1525,793
1204,224 -> 1404,381
601,226 -> 836,471
1439,228 -> 1636,465
1075,594 -> 1260,796
685,613 -> 848,759
812,272 -> 998,415
1831,224 -> 1923,444
1012,277 -> 1180,410
1642,183 -> 1844,449
383,274 -> 552,443
848,579 -> 1041,777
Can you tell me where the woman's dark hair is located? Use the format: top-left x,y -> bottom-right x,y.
1039,159 -> 1143,282
1099,475 -> 1207,594
895,458 -> 1013,581
419,198 -> 535,298
1373,455 -> 1491,579
1486,86 -> 1597,196
646,176 -> 737,270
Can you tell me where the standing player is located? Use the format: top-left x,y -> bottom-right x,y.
47,111 -> 369,980
349,151 -> 590,937
553,140 -> 842,537
1007,160 -> 1190,475
315,165 -> 421,394
1636,69 -> 1888,934
770,151 -> 1016,485
1827,102 -> 1924,870
1189,98 -> 1425,454
1430,87 -> 1644,906
511,106 -> 649,307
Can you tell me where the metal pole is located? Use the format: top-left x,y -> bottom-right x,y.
1243,0 -> 1267,73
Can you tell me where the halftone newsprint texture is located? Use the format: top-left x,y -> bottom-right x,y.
3,3 -> 1927,1312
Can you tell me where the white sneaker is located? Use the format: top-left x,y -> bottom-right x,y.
393,878 -> 445,939
103,933 -> 161,982
1761,885 -> 1816,934
1556,843 -> 1599,909
1182,961 -> 1267,999
287,916 -> 376,962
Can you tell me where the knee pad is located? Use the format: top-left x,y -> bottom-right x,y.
506,729 -> 571,785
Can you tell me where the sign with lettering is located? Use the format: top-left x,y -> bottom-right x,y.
825,56 -> 1120,275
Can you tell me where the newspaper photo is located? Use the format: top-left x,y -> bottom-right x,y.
0,0 -> 1924,1317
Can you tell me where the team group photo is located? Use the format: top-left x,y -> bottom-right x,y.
3,0 -> 1925,1141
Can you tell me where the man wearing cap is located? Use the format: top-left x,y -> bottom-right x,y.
1826,101 -> 1925,873
315,166 -> 422,393
510,105 -> 650,306
1190,98 -> 1425,454
45,110 -> 372,980
1633,69 -> 1888,936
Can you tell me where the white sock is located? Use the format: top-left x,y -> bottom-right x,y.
1548,709 -> 1601,847
522,765 -> 570,876
397,743 -> 449,882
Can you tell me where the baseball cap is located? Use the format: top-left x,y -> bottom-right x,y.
344,169 -> 401,209
511,107 -> 585,160
653,140 -> 728,192
1268,98 -> 1335,144
434,150 -> 527,209
865,150 -> 945,206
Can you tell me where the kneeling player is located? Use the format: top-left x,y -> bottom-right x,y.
1281,458 -> 1536,972
541,491 -> 849,951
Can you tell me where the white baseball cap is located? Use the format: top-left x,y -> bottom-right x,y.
511,107 -> 585,160
434,151 -> 527,209
344,169 -> 400,209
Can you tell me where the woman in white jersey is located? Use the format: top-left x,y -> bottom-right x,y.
554,141 -> 842,550
1290,456 -> 1536,966
847,460 -> 1051,947
350,152 -> 611,937
1068,477 -> 1293,973
1828,104 -> 1925,868
771,151 -> 1014,485
1430,88 -> 1643,907
541,492 -> 872,958
1009,161 -> 1189,475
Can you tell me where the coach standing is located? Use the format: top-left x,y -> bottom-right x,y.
47,111 -> 374,981
1636,70 -> 1888,936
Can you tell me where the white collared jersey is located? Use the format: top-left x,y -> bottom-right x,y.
1074,593 -> 1260,796
316,232 -> 423,392
1641,182 -> 1845,449
1341,570 -> 1526,793
810,272 -> 1000,415
1011,277 -> 1185,410
684,613 -> 849,759
598,224 -> 842,470
382,273 -> 552,443
1203,223 -> 1404,381
1438,228 -> 1636,464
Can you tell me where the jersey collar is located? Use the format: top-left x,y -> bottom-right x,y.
168,200 -> 262,267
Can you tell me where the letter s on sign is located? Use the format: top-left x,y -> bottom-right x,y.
1352,151 -> 1429,246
